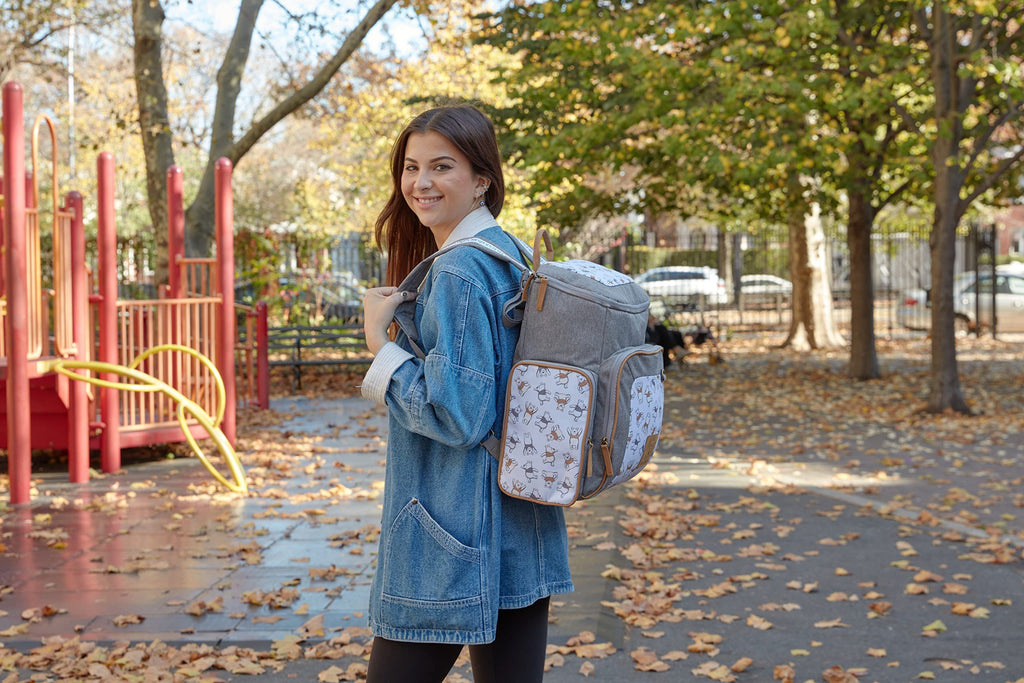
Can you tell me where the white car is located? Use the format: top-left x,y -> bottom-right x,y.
634,266 -> 729,306
896,265 -> 1024,333
740,274 -> 792,304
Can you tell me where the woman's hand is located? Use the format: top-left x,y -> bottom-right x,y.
363,287 -> 417,355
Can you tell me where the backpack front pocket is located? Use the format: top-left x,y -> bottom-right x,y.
582,345 -> 664,498
498,361 -> 595,506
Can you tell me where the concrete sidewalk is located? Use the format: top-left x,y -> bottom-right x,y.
1,382 -> 1022,681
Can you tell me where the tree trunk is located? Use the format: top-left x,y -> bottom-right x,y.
182,0 -> 400,256
783,176 -> 844,351
717,231 -> 732,293
928,136 -> 969,413
131,0 -> 175,286
846,190 -> 879,379
184,0 -> 263,256
925,6 -> 968,413
131,0 -> 400,262
928,181 -> 967,412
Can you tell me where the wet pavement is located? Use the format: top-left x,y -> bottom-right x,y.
1,352 -> 1023,681
0,396 -> 386,649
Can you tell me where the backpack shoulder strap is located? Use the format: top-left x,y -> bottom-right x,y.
392,232 -> 533,358
389,229 -> 551,462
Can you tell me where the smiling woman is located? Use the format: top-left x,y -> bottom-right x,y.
401,131 -> 490,246
358,104 -> 573,683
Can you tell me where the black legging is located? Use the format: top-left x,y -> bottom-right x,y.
366,597 -> 550,683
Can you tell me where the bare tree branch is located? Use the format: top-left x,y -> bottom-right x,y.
179,0 -> 401,255
227,0 -> 399,165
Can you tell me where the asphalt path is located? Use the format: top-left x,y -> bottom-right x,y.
2,346 -> 1023,682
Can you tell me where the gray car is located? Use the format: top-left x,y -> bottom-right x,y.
896,265 -> 1024,333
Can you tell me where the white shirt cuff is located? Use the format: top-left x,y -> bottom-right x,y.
361,342 -> 414,404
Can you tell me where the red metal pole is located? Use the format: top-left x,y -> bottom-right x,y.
0,172 -> 4,294
167,165 -> 184,300
66,191 -> 89,482
215,158 -> 236,445
97,152 -> 120,473
3,82 -> 32,504
256,301 -> 269,409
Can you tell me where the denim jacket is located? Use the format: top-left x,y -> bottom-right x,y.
361,210 -> 574,644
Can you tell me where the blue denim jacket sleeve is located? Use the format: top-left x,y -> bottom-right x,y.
385,258 -> 509,448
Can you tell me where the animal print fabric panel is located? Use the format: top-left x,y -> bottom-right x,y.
607,373 -> 663,487
498,361 -> 595,506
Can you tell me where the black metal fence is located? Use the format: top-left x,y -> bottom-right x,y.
623,225 -> 993,341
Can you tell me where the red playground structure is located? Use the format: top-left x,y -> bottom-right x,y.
1,81 -> 240,505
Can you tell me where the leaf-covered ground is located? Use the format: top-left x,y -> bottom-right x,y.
0,334 -> 1021,682
668,333 -> 1024,541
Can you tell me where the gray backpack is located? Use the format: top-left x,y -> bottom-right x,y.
393,229 -> 664,506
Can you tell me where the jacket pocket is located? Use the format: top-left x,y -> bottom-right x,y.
380,499 -> 485,632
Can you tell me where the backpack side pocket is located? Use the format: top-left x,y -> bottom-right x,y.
498,361 -> 595,506
582,345 -> 664,499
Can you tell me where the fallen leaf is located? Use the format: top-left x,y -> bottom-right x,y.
814,618 -> 848,629
112,614 -> 144,627
297,614 -> 325,638
746,614 -> 773,630
774,663 -> 796,682
868,601 -> 893,617
823,665 -> 861,682
692,661 -> 735,682
630,647 -> 670,672
731,657 -> 753,672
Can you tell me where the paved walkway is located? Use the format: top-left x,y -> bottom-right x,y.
1,358 -> 1023,681
0,396 -> 384,646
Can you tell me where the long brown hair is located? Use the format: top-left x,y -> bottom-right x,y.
374,104 -> 506,286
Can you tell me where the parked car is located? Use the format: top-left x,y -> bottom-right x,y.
896,265 -> 1024,334
634,266 -> 729,306
739,274 -> 792,305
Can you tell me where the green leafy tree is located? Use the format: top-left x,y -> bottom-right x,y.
911,2 -> 1024,413
806,2 -> 929,378
484,1 -> 948,371
482,1 -> 850,349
